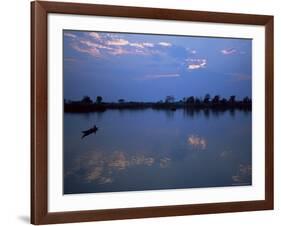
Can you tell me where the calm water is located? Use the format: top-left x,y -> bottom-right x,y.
64,109 -> 252,194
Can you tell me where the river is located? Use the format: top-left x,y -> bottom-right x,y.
64,108 -> 252,194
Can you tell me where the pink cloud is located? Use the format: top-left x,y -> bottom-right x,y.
143,42 -> 154,47
129,43 -> 145,48
107,39 -> 129,46
221,48 -> 237,55
88,32 -> 101,40
188,64 -> 201,70
68,32 -> 163,57
108,47 -> 129,56
158,42 -> 172,47
64,57 -> 78,62
140,73 -> 180,80
228,73 -> 251,81
186,48 -> 197,54
186,58 -> 207,70
80,40 -> 113,50
64,32 -> 77,39
71,43 -> 101,57
129,42 -> 155,49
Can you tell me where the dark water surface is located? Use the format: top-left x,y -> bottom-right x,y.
64,109 -> 252,194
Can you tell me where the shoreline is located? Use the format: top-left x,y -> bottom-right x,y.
64,102 -> 252,113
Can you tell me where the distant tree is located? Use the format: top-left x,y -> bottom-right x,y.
64,99 -> 71,104
96,96 -> 103,104
204,94 -> 211,104
186,96 -> 195,104
118,99 -> 125,103
229,95 -> 236,103
221,98 -> 227,105
243,96 -> 251,103
212,95 -> 220,104
195,98 -> 201,105
165,95 -> 175,103
81,96 -> 93,104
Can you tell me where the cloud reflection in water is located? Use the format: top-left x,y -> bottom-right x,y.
67,150 -> 172,185
232,164 -> 252,185
159,157 -> 171,168
187,135 -> 207,150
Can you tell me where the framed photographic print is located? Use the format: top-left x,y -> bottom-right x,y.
31,1 -> 274,225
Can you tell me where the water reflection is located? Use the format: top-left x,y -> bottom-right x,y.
159,157 -> 171,168
232,164 -> 252,185
220,150 -> 233,158
163,109 -> 176,118
66,150 -> 174,185
187,135 -> 207,150
64,108 -> 252,194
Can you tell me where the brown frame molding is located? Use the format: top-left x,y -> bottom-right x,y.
31,1 -> 274,224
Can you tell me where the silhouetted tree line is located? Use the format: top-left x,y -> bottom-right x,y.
64,94 -> 251,113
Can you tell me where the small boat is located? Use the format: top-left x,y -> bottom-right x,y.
81,125 -> 98,139
170,107 -> 177,111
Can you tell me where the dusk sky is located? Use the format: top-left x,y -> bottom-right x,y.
63,30 -> 252,102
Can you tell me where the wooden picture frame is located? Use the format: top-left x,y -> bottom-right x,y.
31,1 -> 274,224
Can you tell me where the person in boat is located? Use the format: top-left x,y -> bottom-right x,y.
81,125 -> 98,138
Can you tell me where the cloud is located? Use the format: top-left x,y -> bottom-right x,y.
221,48 -> 237,55
80,40 -> 113,50
140,73 -> 180,80
67,31 -> 169,58
88,32 -> 101,40
107,38 -> 129,46
227,73 -> 251,81
71,43 -> 101,57
129,42 -> 154,48
108,47 -> 129,56
105,33 -> 121,39
187,135 -> 207,150
186,48 -> 197,54
158,42 -> 172,47
143,42 -> 154,47
129,43 -> 145,48
188,64 -> 202,70
221,48 -> 247,55
234,74 -> 251,81
64,32 -> 77,39
186,58 -> 207,70
64,57 -> 78,62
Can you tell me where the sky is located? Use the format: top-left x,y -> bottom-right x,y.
63,30 -> 252,102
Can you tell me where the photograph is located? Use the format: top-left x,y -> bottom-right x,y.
29,1 -> 274,224
63,30 -> 252,194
